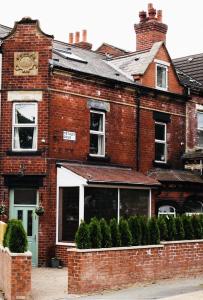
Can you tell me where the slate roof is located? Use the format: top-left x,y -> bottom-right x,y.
173,53 -> 203,85
148,169 -> 203,184
60,163 -> 160,187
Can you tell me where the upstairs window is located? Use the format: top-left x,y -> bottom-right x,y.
89,110 -> 105,156
197,111 -> 203,148
156,64 -> 168,91
12,103 -> 37,151
155,122 -> 167,163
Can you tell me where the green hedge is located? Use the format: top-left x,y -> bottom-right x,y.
75,215 -> 203,249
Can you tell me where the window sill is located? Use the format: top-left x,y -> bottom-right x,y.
6,150 -> 42,156
87,154 -> 111,163
153,160 -> 171,168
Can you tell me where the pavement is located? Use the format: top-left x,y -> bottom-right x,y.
31,268 -> 203,300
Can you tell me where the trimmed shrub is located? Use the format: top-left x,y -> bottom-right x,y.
110,218 -> 121,247
192,216 -> 203,239
100,218 -> 112,248
119,218 -> 132,246
75,221 -> 91,249
175,216 -> 185,240
89,217 -> 102,248
3,219 -> 19,248
182,215 -> 194,240
128,216 -> 141,245
157,216 -> 168,241
139,216 -> 149,245
166,216 -> 176,241
8,219 -> 28,253
148,217 -> 160,245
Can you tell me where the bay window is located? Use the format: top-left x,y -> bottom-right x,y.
90,110 -> 105,156
12,103 -> 37,151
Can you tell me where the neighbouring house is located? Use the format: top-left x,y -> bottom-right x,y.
0,3 -> 202,266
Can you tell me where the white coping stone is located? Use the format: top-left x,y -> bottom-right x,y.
0,245 -> 32,257
161,239 -> 203,245
8,91 -> 42,101
67,244 -> 164,253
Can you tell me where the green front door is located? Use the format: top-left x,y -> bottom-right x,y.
10,189 -> 39,266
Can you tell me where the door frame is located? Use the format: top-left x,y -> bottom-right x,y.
9,188 -> 39,266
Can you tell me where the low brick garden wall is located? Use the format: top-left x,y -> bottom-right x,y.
0,246 -> 32,300
67,240 -> 203,294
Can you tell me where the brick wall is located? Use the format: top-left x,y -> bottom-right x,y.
67,240 -> 203,295
0,246 -> 32,300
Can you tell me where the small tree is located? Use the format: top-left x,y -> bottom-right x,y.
128,216 -> 141,245
75,221 -> 91,249
119,218 -> 132,246
166,216 -> 176,241
148,217 -> 160,245
182,215 -> 194,240
157,216 -> 168,241
175,216 -> 185,240
8,220 -> 28,253
100,218 -> 112,248
192,216 -> 203,239
89,217 -> 102,248
139,216 -> 149,245
110,218 -> 121,247
3,219 -> 19,248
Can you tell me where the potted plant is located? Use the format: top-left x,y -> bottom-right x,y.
0,204 -> 6,216
35,205 -> 44,216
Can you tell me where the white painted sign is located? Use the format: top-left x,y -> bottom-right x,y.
63,131 -> 76,141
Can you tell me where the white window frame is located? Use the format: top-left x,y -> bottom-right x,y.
156,63 -> 168,91
89,110 -> 105,157
12,102 -> 38,151
155,121 -> 167,163
158,205 -> 176,218
197,111 -> 203,148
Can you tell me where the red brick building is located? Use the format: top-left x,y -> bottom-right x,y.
0,3 -> 202,266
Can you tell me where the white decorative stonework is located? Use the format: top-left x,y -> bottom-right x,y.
14,52 -> 38,76
8,91 -> 42,101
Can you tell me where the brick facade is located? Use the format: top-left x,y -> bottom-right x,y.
67,240 -> 203,294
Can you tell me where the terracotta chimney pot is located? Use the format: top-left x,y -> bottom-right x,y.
75,31 -> 80,43
69,33 -> 73,44
157,10 -> 162,22
82,30 -> 87,42
139,11 -> 147,22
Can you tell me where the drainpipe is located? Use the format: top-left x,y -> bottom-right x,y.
135,89 -> 141,171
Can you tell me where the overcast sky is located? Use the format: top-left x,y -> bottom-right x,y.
1,0 -> 203,58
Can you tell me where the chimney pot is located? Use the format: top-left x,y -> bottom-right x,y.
82,29 -> 87,42
157,10 -> 162,22
75,31 -> 80,43
139,11 -> 147,22
148,3 -> 153,10
69,33 -> 73,44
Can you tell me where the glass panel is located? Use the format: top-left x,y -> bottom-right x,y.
27,210 -> 33,236
14,189 -> 37,205
120,189 -> 149,218
14,127 -> 36,149
197,112 -> 203,129
157,65 -> 166,88
158,206 -> 175,213
155,123 -> 165,141
15,104 -> 36,124
90,134 -> 104,155
90,112 -> 103,132
58,187 -> 79,242
17,210 -> 23,221
84,187 -> 118,223
155,142 -> 166,161
197,130 -> 203,147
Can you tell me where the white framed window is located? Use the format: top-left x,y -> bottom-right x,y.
155,122 -> 167,163
156,64 -> 168,91
12,102 -> 38,151
158,205 -> 176,217
197,111 -> 203,148
89,110 -> 105,156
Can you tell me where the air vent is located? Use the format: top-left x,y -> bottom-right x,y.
54,48 -> 87,64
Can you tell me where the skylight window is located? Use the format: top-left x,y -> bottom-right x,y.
54,48 -> 87,64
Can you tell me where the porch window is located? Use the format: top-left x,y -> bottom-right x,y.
84,187 -> 117,222
89,110 -> 105,156
58,187 -> 79,242
12,103 -> 37,151
120,189 -> 149,218
197,111 -> 203,147
155,122 -> 167,163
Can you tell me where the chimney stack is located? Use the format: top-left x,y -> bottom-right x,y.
71,30 -> 92,50
134,3 -> 168,51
